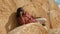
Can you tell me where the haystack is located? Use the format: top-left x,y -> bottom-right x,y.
0,0 -> 60,34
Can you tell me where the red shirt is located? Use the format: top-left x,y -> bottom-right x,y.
17,12 -> 37,26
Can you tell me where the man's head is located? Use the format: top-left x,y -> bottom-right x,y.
17,7 -> 24,12
16,7 -> 24,18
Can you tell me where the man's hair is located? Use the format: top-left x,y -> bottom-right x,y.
16,7 -> 24,18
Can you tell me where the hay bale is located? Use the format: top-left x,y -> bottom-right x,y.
49,28 -> 60,34
50,10 -> 60,28
0,0 -> 60,34
8,23 -> 49,34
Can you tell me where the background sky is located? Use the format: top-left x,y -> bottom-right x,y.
55,0 -> 60,5
55,0 -> 60,7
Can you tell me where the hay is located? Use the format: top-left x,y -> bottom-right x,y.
0,0 -> 60,34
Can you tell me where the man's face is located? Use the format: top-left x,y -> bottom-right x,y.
20,11 -> 23,15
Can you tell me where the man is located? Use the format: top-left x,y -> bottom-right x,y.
16,7 -> 47,26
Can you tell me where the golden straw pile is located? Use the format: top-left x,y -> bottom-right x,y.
0,0 -> 60,34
